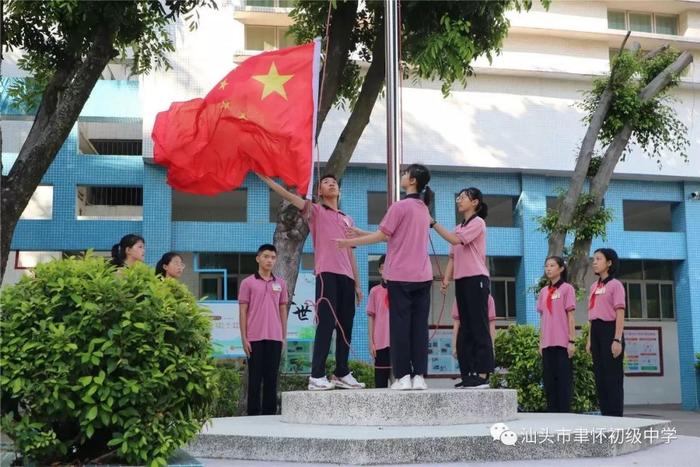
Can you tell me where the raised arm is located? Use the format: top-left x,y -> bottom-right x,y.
432,220 -> 461,245
258,174 -> 306,211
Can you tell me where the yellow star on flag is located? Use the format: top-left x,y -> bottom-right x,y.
253,62 -> 293,100
219,79 -> 228,90
220,100 -> 230,110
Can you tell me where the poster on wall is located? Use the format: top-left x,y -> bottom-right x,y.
428,327 -> 460,377
624,327 -> 663,376
201,270 -> 317,369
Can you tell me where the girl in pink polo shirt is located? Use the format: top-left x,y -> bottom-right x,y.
434,187 -> 492,389
586,248 -> 626,417
337,164 -> 433,391
367,255 -> 391,388
537,256 -> 576,413
451,295 -> 496,387
259,173 -> 364,391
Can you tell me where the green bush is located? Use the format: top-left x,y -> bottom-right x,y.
491,324 -> 597,413
0,257 -> 215,467
210,361 -> 244,417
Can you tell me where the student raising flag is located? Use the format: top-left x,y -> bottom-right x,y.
152,40 -> 320,197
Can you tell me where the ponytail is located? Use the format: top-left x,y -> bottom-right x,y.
421,185 -> 434,209
477,201 -> 488,220
110,243 -> 123,267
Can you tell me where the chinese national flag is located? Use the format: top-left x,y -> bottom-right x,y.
152,40 -> 320,196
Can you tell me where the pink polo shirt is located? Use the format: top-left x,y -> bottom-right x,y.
366,284 -> 390,350
379,196 -> 432,282
451,295 -> 496,321
537,281 -> 576,349
588,278 -> 626,322
303,201 -> 355,280
239,273 -> 288,342
449,216 -> 489,279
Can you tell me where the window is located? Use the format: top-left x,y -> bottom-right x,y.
619,260 -> 675,320
20,185 -> 53,220
76,186 -> 143,220
623,200 -> 677,232
196,253 -> 259,301
607,10 -> 678,35
488,257 -> 519,319
172,189 -> 247,222
368,192 -> 388,225
244,25 -> 294,51
89,139 -> 142,156
78,120 -> 142,156
245,0 -> 294,8
455,195 -> 516,227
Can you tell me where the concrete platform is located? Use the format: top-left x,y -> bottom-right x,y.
186,413 -> 673,464
281,389 -> 518,426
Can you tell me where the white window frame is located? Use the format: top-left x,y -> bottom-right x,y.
608,10 -> 679,36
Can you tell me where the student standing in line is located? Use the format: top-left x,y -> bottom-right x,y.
155,252 -> 186,279
434,187 -> 493,389
259,174 -> 365,391
367,255 -> 391,388
239,244 -> 288,415
586,248 -> 626,417
537,256 -> 577,413
337,164 -> 433,391
110,234 -> 145,268
451,294 -> 496,387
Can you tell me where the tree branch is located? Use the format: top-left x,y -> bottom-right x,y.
324,33 -> 385,179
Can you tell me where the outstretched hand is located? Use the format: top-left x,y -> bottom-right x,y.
335,238 -> 353,249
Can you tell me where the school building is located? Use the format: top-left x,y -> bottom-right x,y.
2,1 -> 700,409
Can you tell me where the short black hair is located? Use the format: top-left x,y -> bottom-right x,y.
378,254 -> 386,267
594,248 -> 619,277
320,173 -> 338,183
257,244 -> 277,255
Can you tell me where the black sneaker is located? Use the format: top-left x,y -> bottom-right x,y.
455,375 -> 476,389
464,375 -> 490,389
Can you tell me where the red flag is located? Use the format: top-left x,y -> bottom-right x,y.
152,40 -> 320,196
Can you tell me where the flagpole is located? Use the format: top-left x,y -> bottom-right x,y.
385,0 -> 401,205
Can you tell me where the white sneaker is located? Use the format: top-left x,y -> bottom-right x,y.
332,372 -> 366,389
412,375 -> 427,390
308,376 -> 335,391
390,374 -> 412,390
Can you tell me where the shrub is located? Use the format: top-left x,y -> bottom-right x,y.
491,323 -> 597,413
210,362 -> 244,417
0,257 -> 215,467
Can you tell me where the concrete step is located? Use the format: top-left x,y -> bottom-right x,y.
281,388 -> 518,426
187,413 -> 674,464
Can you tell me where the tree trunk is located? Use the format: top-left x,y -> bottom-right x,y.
315,0 -> 358,137
271,33 -> 386,294
0,26 -> 117,281
546,32 -> 632,258
565,50 -> 693,290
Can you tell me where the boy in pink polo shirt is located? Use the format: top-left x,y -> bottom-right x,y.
434,187 -> 493,389
337,164 -> 434,391
451,295 -> 496,387
586,248 -> 626,417
537,256 -> 576,413
367,255 -> 391,388
239,244 -> 288,415
259,173 -> 364,391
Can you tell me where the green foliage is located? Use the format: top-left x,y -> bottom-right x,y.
281,358 -> 376,390
0,256 -> 215,466
696,353 -> 700,370
210,361 -> 244,418
578,47 -> 690,165
2,0 -> 217,110
290,0 -> 547,106
537,191 -> 613,242
491,324 -> 597,413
